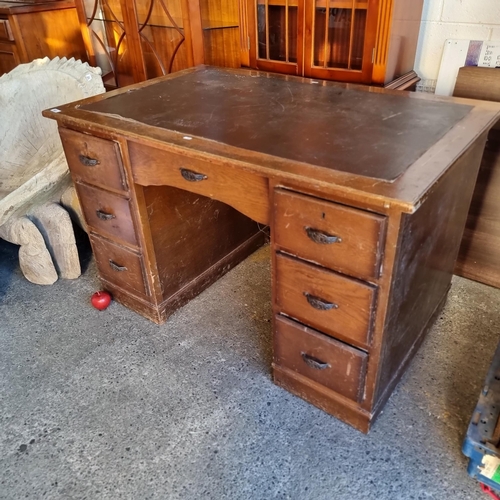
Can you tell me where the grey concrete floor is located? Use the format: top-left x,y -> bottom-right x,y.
1,233 -> 499,500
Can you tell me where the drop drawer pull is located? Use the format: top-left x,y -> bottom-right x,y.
304,292 -> 338,311
109,260 -> 127,272
79,154 -> 100,167
301,353 -> 330,370
305,227 -> 342,245
96,210 -> 116,221
180,168 -> 207,182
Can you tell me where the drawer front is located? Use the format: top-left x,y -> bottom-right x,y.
0,19 -> 14,42
274,189 -> 386,280
128,141 -> 270,225
76,182 -> 138,247
59,128 -> 127,192
274,315 -> 367,402
276,253 -> 376,348
90,234 -> 148,296
0,42 -> 18,75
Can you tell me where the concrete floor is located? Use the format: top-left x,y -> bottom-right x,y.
1,233 -> 499,500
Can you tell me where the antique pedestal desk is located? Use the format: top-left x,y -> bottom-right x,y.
44,67 -> 500,432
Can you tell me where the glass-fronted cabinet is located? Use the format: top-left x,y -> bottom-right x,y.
252,0 -> 302,75
76,0 -> 240,88
78,0 -> 138,88
247,0 -> 424,85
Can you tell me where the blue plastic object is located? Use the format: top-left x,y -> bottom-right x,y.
463,341 -> 500,491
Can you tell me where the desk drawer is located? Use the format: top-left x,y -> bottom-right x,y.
274,189 -> 386,280
128,142 -> 269,225
275,253 -> 376,348
90,234 -> 148,296
0,20 -> 14,42
76,182 -> 138,247
59,128 -> 127,193
274,315 -> 367,402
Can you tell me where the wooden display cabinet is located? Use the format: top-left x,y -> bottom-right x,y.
76,0 -> 240,88
0,0 -> 87,76
244,0 -> 424,84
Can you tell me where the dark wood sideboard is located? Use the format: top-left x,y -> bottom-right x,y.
43,67 -> 500,432
0,0 -> 87,76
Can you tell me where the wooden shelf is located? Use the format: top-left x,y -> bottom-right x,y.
202,20 -> 239,30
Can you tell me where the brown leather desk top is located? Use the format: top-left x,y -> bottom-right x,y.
81,67 -> 470,182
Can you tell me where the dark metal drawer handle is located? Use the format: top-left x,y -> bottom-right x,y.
109,260 -> 127,272
301,353 -> 330,370
305,227 -> 342,244
79,154 -> 100,167
304,292 -> 338,311
96,210 -> 116,221
180,168 -> 207,182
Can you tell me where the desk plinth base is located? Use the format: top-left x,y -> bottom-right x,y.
273,364 -> 373,433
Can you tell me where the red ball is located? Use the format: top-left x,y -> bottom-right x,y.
91,291 -> 112,311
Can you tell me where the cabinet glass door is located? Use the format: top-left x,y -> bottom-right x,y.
249,0 -> 303,75
77,0 -> 137,88
76,0 -> 195,88
134,0 -> 193,80
304,0 -> 377,82
199,0 -> 240,68
313,1 -> 366,70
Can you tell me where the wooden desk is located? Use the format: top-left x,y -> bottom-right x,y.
43,66 -> 500,433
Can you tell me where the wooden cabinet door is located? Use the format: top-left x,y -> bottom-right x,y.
75,0 -> 144,87
303,0 -> 378,83
247,0 -> 378,82
247,0 -> 305,76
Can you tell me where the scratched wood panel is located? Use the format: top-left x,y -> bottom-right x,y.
453,66 -> 500,288
142,184 -> 263,300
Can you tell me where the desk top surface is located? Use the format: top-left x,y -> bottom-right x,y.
45,66 -> 500,212
81,68 -> 469,182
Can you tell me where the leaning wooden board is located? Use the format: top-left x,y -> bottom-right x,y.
453,66 -> 500,288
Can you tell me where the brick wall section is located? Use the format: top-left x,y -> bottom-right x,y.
414,0 -> 500,84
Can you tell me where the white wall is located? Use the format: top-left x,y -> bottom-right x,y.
414,0 -> 500,86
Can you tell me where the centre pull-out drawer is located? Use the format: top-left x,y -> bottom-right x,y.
275,253 -> 376,348
90,234 -> 148,297
59,128 -> 127,192
76,182 -> 138,247
128,141 -> 270,225
274,315 -> 368,402
274,189 -> 386,280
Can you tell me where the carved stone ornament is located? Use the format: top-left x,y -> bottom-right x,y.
0,57 -> 105,284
